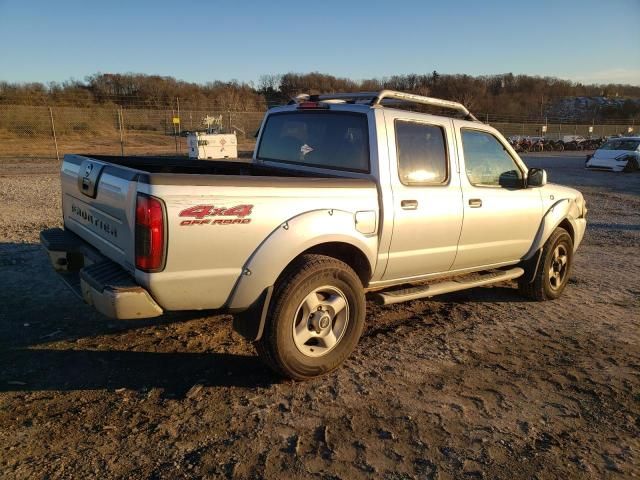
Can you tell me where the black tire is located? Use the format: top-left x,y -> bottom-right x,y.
518,227 -> 573,301
623,157 -> 639,173
255,254 -> 365,380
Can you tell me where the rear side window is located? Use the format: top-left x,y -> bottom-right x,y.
395,120 -> 448,185
257,111 -> 369,172
461,129 -> 523,188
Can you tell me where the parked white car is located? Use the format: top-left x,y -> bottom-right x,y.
585,137 -> 640,172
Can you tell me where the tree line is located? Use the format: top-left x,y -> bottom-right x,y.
1,72 -> 639,120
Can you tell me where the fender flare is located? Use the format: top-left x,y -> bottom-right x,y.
524,199 -> 580,260
227,209 -> 378,314
521,198 -> 580,283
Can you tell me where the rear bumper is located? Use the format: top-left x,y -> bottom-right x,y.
40,228 -> 163,320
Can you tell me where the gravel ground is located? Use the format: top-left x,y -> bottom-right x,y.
0,153 -> 638,479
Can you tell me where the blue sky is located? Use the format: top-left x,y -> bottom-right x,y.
1,0 -> 639,86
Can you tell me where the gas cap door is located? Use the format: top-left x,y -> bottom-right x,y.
77,159 -> 104,198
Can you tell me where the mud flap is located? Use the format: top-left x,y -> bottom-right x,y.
231,286 -> 273,341
520,248 -> 544,284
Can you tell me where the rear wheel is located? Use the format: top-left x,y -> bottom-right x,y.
255,254 -> 365,380
519,227 -> 573,301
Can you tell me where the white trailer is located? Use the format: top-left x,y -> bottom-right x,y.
187,132 -> 238,159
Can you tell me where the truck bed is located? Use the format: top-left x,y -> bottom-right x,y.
86,155 -> 332,177
59,154 -> 379,312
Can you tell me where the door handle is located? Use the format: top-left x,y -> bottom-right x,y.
401,199 -> 418,210
469,198 -> 482,208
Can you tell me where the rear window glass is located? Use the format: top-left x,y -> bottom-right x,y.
599,139 -> 640,151
257,111 -> 369,172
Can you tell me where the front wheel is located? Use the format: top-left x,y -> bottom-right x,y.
255,254 -> 365,380
623,157 -> 639,173
519,227 -> 573,301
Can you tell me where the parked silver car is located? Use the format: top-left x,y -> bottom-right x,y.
41,90 -> 587,379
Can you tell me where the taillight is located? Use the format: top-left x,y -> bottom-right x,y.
135,194 -> 165,271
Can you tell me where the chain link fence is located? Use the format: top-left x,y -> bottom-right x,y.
0,105 -> 265,160
0,104 -> 636,161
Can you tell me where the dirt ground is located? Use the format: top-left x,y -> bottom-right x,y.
0,153 -> 638,479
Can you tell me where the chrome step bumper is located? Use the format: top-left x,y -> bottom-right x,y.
40,228 -> 163,320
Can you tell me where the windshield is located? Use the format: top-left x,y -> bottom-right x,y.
257,111 -> 370,172
599,139 -> 640,151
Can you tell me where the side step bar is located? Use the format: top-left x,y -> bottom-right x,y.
371,267 -> 524,306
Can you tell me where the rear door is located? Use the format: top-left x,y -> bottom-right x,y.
382,111 -> 464,280
61,155 -> 140,272
451,124 -> 543,269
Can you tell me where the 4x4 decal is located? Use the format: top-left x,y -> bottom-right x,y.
179,204 -> 253,226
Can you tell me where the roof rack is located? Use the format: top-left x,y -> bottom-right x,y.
291,90 -> 478,121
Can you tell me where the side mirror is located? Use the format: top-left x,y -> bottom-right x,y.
527,168 -> 547,187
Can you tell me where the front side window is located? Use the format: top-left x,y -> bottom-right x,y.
395,120 -> 448,185
461,129 -> 523,188
257,111 -> 369,172
599,139 -> 640,151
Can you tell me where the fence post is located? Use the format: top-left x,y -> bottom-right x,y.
48,107 -> 60,162
176,97 -> 182,153
117,107 -> 125,156
558,121 -> 561,141
172,108 -> 178,154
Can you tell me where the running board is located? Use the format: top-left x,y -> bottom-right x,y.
371,267 -> 524,306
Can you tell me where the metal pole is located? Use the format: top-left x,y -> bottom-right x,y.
118,107 -> 125,156
176,97 -> 182,153
558,121 -> 561,141
49,107 -> 60,162
172,108 -> 178,154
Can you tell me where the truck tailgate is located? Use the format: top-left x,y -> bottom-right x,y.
61,155 -> 141,272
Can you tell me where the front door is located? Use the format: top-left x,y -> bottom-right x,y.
382,112 -> 464,280
452,124 -> 543,270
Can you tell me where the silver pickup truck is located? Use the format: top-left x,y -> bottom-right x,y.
41,90 -> 587,380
